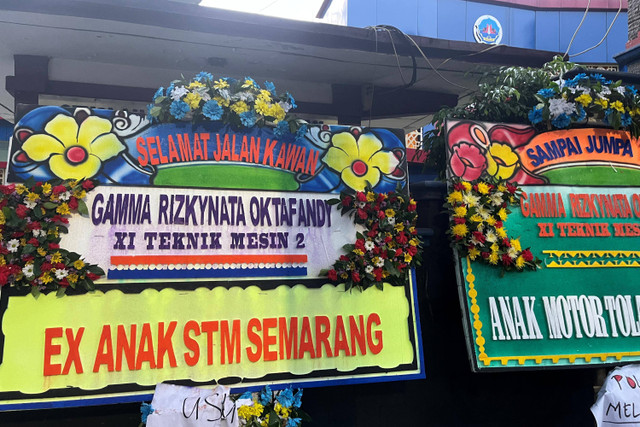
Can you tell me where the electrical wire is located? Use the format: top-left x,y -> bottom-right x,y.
569,0 -> 623,58
563,0 -> 592,59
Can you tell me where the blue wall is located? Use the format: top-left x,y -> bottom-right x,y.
347,0 -> 627,63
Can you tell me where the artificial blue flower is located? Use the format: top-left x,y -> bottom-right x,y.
146,104 -> 156,123
572,105 -> 586,122
628,85 -> 638,96
240,111 -> 257,127
169,100 -> 190,120
292,389 -> 303,408
622,112 -> 633,127
286,92 -> 297,109
288,418 -> 302,427
243,76 -> 258,88
264,81 -> 277,96
604,80 -> 614,85
259,385 -> 272,406
153,87 -> 164,101
551,113 -> 571,129
202,100 -> 223,120
276,387 -> 294,407
604,109 -> 613,125
140,402 -> 154,424
196,71 -> 213,82
167,82 -> 175,97
537,88 -> 556,99
295,124 -> 308,141
273,120 -> 290,137
528,106 -> 543,124
238,391 -> 253,400
590,73 -> 605,83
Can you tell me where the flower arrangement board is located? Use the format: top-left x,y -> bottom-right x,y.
0,105 -> 424,410
446,119 -> 640,371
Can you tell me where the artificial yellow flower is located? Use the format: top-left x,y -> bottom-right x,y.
385,209 -> 395,217
453,206 -> 467,217
353,249 -> 364,256
242,78 -> 258,89
0,211 -> 4,225
515,256 -> 525,269
470,214 -> 483,223
490,243 -> 499,252
496,227 -> 507,239
257,89 -> 272,102
395,223 -> 405,232
447,191 -> 463,204
409,238 -> 419,246
269,104 -> 286,122
404,253 -> 413,263
187,81 -> 205,89
476,182 -> 489,194
575,93 -> 592,107
275,403 -> 290,418
56,203 -> 70,215
452,223 -> 468,237
0,256 -> 5,266
611,100 -> 625,113
213,79 -> 229,89
73,259 -> 85,270
498,208 -> 508,220
254,99 -> 271,116
497,184 -> 507,192
73,189 -> 87,199
41,183 -> 52,195
184,92 -> 202,109
462,182 -> 472,191
41,272 -> 53,284
213,96 -> 230,107
51,252 -> 63,263
486,217 -> 497,226
230,101 -> 250,114
469,247 -> 480,260
37,247 -> 47,257
67,273 -> 79,284
16,184 -> 27,194
27,192 -> 40,201
511,238 -> 522,252
366,192 -> 376,202
594,98 -> 608,108
489,252 -> 499,265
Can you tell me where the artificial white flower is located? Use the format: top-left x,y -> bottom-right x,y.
365,265 -> 374,274
476,206 -> 490,220
171,86 -> 189,101
489,192 -> 504,206
22,264 -> 34,278
25,200 -> 37,209
218,89 -> 231,100
7,239 -> 19,253
54,269 -> 69,280
59,191 -> 71,201
279,101 -> 293,113
601,86 -> 612,95
462,193 -> 481,208
508,246 -> 519,259
485,230 -> 497,243
388,217 -> 396,225
375,258 -> 385,267
548,98 -> 576,118
364,241 -> 375,251
616,86 -> 626,95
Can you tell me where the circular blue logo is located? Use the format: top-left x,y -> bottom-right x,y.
474,15 -> 502,45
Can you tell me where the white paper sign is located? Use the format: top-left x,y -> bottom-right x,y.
147,383 -> 238,427
592,364 -> 640,426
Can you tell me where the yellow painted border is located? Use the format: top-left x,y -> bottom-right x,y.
544,250 -> 640,268
465,256 -> 640,367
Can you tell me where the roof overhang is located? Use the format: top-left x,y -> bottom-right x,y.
0,0 -> 559,129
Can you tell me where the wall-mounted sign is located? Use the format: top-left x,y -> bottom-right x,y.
473,15 -> 503,45
0,106 -> 423,409
446,120 -> 640,371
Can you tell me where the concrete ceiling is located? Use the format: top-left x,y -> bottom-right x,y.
0,0 -> 558,130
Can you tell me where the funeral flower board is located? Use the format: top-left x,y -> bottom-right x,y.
0,104 -> 423,409
446,119 -> 640,371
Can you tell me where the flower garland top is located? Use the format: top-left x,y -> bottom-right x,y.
148,72 -> 305,137
323,188 -> 421,291
444,179 -> 539,272
529,72 -> 640,134
0,178 -> 104,296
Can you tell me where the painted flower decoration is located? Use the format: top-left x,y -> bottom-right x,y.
322,132 -> 399,191
21,114 -> 125,180
485,143 -> 519,180
449,142 -> 486,181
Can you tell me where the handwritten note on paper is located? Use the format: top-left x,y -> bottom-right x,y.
592,365 -> 640,427
146,383 -> 238,427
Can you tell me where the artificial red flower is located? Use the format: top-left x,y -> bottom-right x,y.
49,243 -> 60,249
68,197 -> 78,210
87,272 -> 100,281
355,239 -> 365,250
52,185 -> 66,194
82,180 -> 95,190
328,269 -> 338,281
27,238 -> 39,246
351,272 -> 361,283
501,254 -> 512,265
522,249 -> 534,262
15,204 -> 29,218
356,192 -> 367,202
357,209 -> 368,220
